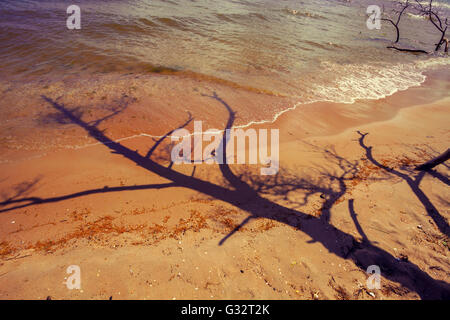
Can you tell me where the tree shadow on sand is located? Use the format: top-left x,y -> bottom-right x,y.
1,93 -> 449,299
356,131 -> 449,237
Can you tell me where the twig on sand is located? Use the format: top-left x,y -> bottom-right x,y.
4,253 -> 32,261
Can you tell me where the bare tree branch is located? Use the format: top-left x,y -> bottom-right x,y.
381,0 -> 410,43
414,0 -> 449,51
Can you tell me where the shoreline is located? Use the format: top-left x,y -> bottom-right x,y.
0,65 -> 448,165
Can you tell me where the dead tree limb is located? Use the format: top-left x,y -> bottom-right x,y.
387,46 -> 428,53
414,0 -> 449,51
382,0 -> 410,43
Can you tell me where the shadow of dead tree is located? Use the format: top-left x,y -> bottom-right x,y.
0,177 -> 42,206
1,93 -> 449,299
356,131 -> 449,237
225,142 -> 391,225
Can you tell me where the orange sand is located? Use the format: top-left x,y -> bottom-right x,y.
0,70 -> 449,300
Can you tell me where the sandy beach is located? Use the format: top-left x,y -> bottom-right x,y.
1,0 -> 450,302
0,67 -> 448,300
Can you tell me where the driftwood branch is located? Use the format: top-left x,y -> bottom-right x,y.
387,46 -> 428,54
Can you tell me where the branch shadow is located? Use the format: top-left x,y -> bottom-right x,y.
1,93 -> 449,299
356,131 -> 449,237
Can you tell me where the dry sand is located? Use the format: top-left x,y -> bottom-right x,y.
0,70 -> 449,300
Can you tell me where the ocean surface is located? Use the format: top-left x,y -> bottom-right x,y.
1,0 -> 449,102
